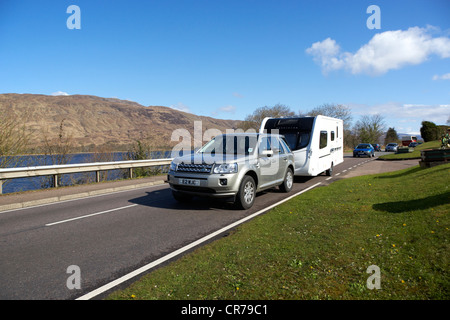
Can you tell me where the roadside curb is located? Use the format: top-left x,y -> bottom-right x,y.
376,157 -> 421,161
0,180 -> 166,213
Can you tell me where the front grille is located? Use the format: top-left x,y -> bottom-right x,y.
176,163 -> 213,173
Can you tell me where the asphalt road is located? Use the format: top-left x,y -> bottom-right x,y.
0,153 -> 413,300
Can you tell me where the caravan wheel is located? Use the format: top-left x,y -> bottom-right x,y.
326,162 -> 333,176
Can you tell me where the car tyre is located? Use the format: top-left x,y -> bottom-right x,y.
279,167 -> 294,193
235,175 -> 256,210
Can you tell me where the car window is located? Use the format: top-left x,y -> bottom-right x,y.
278,140 -> 286,154
270,137 -> 284,154
259,136 -> 271,152
280,137 -> 292,153
199,135 -> 258,155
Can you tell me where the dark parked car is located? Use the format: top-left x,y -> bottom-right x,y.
371,144 -> 381,151
353,143 -> 375,158
408,142 -> 419,148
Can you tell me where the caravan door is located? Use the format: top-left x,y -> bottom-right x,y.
316,129 -> 331,174
289,131 -> 311,174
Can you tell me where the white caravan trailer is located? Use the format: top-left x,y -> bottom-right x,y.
260,116 -> 344,176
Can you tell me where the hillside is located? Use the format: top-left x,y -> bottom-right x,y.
0,94 -> 242,151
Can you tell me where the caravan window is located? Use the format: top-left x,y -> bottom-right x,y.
319,131 -> 327,149
331,131 -> 335,141
283,133 -> 298,151
297,132 -> 310,149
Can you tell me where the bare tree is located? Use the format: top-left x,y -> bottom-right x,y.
240,104 -> 295,131
36,119 -> 74,188
40,119 -> 74,166
305,103 -> 352,131
303,103 -> 354,149
0,109 -> 31,168
353,114 -> 386,144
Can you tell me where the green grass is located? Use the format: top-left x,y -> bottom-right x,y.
378,140 -> 441,160
107,164 -> 450,300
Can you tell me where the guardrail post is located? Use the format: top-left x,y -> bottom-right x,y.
0,180 -> 3,194
53,174 -> 58,188
96,171 -> 100,183
129,168 -> 133,179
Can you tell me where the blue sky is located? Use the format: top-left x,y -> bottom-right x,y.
1,0 -> 449,135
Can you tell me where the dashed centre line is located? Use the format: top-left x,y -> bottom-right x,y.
45,204 -> 138,226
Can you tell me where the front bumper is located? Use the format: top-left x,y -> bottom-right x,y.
167,171 -> 240,198
354,151 -> 372,157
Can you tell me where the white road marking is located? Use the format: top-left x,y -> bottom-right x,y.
75,182 -> 323,300
45,204 -> 138,226
0,183 -> 165,214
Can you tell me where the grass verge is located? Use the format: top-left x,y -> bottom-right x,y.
378,140 -> 441,160
107,164 -> 449,300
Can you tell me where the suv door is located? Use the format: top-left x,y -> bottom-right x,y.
258,136 -> 286,188
274,136 -> 289,181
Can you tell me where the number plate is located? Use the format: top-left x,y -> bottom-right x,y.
179,178 -> 200,186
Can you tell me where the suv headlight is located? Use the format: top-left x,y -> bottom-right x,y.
213,163 -> 238,174
169,162 -> 177,172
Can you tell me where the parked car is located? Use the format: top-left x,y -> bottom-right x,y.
371,143 -> 381,151
385,143 -> 398,152
168,133 -> 295,209
408,142 -> 419,148
353,143 -> 375,158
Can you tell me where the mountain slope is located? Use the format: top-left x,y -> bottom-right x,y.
0,94 -> 241,151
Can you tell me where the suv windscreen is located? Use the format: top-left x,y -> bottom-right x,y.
199,135 -> 258,155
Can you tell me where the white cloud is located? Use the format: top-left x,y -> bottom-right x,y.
432,73 -> 450,80
232,92 -> 244,98
350,102 -> 449,121
51,91 -> 69,96
169,102 -> 191,113
210,105 -> 236,117
348,102 -> 450,134
306,26 -> 450,75
219,105 -> 236,113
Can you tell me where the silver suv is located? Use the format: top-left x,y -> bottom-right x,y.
168,133 -> 295,209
